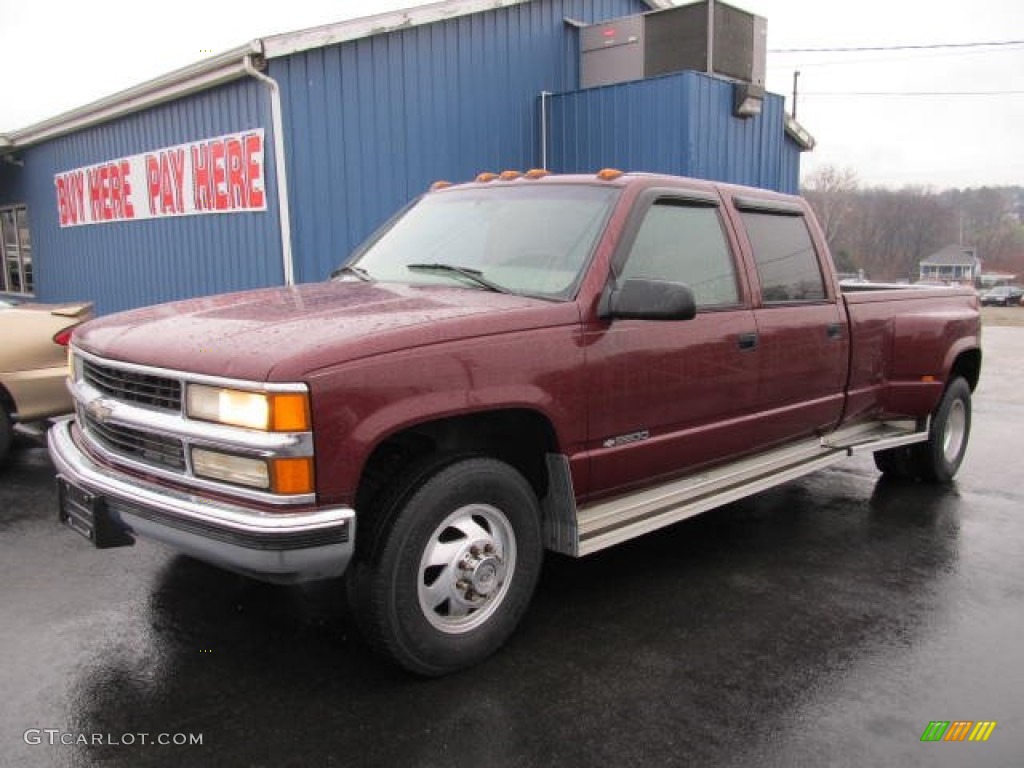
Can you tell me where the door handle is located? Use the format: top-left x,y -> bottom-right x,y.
826,323 -> 842,340
738,332 -> 758,350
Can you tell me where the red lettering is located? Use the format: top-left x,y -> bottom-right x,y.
159,153 -> 176,214
88,168 -> 103,221
109,164 -> 123,219
226,138 -> 245,209
70,172 -> 86,224
245,133 -> 264,208
120,161 -> 135,218
99,165 -> 114,220
146,155 -> 160,216
169,149 -> 185,214
55,177 -> 70,227
210,140 -> 228,211
192,145 -> 211,211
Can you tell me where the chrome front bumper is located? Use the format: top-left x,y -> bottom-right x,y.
47,419 -> 355,584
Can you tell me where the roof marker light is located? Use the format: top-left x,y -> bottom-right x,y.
430,180 -> 453,191
597,168 -> 624,181
475,172 -> 498,183
525,169 -> 550,179
499,170 -> 522,180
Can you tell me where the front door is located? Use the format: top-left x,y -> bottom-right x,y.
585,194 -> 760,499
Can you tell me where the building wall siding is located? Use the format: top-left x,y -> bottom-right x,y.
273,0 -> 651,284
11,79 -> 282,314
548,70 -> 798,194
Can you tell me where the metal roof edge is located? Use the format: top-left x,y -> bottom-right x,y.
262,0 -> 671,59
3,41 -> 262,151
263,0 -> 527,59
2,0 -> 671,150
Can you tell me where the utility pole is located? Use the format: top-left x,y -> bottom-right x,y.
792,70 -> 801,119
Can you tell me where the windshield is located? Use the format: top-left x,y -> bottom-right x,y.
344,185 -> 619,299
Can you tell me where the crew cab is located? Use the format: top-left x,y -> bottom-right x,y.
49,170 -> 981,675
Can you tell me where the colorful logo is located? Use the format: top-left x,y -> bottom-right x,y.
920,721 -> 997,742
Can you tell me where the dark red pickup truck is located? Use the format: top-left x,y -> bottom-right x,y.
50,170 -> 981,675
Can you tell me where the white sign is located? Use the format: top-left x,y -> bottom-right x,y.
54,129 -> 266,227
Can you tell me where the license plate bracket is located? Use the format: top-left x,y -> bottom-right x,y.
57,476 -> 134,549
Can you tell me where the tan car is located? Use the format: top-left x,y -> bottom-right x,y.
1,299 -> 93,462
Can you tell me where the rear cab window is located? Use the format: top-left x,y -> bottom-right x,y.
735,197 -> 827,304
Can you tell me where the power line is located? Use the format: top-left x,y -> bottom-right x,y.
803,90 -> 1024,96
770,39 -> 1024,53
767,43 -> 1024,71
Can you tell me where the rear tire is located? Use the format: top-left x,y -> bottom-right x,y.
912,376 -> 971,483
873,376 -> 972,484
347,456 -> 543,676
873,444 -> 914,479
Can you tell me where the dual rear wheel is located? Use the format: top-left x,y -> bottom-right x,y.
874,376 -> 972,483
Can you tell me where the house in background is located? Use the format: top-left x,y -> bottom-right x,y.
919,245 -> 982,285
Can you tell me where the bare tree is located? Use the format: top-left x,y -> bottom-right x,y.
801,166 -> 859,254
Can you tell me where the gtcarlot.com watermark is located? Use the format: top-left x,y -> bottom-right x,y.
24,729 -> 203,747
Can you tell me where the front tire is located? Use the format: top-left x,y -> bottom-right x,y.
0,407 -> 12,465
347,457 -> 543,676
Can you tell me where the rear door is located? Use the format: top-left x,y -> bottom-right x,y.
729,196 -> 849,441
585,189 -> 760,497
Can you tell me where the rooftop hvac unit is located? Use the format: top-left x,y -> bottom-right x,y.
580,0 -> 767,90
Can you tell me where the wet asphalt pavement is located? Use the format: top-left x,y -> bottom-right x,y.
3,328 -> 1024,768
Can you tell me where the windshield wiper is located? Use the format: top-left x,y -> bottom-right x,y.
330,264 -> 374,282
406,263 -> 512,294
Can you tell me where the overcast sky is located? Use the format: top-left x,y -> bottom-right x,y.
1,0 -> 1021,190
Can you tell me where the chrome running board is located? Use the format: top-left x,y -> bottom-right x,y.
567,419 -> 928,557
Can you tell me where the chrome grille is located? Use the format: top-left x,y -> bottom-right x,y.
83,358 -> 182,411
82,411 -> 186,471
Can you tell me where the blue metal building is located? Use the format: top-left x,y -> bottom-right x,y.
0,0 -> 811,315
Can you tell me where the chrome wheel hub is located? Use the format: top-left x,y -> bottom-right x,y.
943,399 -> 967,464
417,504 -> 517,634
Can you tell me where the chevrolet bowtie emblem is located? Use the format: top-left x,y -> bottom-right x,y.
85,399 -> 114,424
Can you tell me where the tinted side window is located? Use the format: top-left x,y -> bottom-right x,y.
620,202 -> 740,307
742,212 -> 826,303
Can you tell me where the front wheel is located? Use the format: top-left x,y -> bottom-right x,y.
0,407 -> 12,465
347,457 -> 543,676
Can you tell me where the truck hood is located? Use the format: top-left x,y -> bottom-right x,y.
74,281 -> 579,381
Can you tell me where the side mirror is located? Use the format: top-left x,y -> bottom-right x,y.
602,278 -> 697,321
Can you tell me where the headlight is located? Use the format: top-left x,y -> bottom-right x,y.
191,448 -> 314,494
192,448 -> 270,489
186,384 -> 311,431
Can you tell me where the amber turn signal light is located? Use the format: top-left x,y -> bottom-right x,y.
270,457 -> 315,495
269,392 -> 312,432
